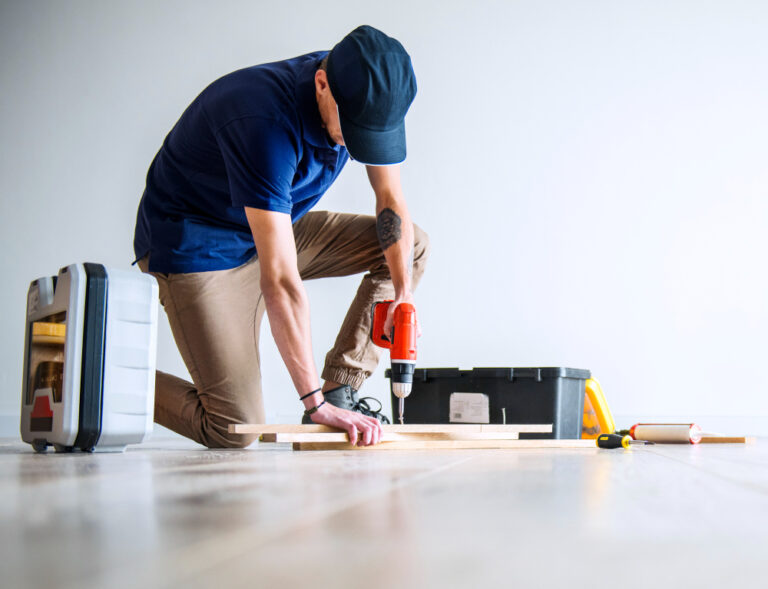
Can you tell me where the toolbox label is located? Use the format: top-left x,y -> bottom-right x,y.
449,392 -> 490,423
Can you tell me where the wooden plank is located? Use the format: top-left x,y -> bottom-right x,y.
230,423 -> 552,435
292,439 -> 596,451
699,436 -> 756,444
260,432 -> 521,443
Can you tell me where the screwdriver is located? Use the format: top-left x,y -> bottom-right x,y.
596,433 -> 655,449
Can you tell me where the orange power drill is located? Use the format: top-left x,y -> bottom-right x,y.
371,301 -> 417,424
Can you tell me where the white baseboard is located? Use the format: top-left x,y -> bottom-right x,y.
0,414 -> 188,442
146,424 -> 187,440
0,414 -> 18,439
4,413 -> 766,439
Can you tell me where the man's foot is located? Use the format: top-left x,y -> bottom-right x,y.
301,384 -> 390,424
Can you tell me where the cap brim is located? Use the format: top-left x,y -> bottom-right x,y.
338,111 -> 406,165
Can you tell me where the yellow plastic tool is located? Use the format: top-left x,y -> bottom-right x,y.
31,321 -> 66,345
596,433 -> 653,449
581,378 -> 616,439
596,433 -> 632,449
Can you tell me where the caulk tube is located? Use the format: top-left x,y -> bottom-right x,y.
629,423 -> 703,444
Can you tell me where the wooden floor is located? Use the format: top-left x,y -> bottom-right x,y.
1,436 -> 766,589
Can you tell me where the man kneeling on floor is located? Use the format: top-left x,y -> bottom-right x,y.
133,26 -> 429,448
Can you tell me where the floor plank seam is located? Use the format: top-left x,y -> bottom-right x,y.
66,454 -> 475,589
644,448 -> 768,497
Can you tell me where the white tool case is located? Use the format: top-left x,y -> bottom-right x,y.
21,263 -> 158,452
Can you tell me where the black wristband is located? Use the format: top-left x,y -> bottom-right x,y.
303,400 -> 327,417
299,388 -> 322,402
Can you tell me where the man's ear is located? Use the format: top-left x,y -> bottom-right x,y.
315,69 -> 329,93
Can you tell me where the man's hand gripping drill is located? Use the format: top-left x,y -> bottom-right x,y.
371,301 -> 418,425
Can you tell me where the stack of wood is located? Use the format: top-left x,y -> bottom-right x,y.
227,423 -> 598,451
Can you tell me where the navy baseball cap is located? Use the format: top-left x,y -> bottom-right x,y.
326,25 -> 417,165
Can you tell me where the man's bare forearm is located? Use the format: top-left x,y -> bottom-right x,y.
376,202 -> 414,297
245,207 -> 322,406
260,277 -> 320,399
367,165 -> 414,297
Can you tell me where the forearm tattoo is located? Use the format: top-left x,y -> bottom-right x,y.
376,207 -> 402,251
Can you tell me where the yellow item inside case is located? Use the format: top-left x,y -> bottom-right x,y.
581,378 -> 616,439
32,321 -> 66,345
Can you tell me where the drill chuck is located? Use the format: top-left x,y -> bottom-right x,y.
390,360 -> 415,399
370,301 -> 418,422
392,382 -> 412,398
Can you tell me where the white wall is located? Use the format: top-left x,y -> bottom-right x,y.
2,0 -> 766,436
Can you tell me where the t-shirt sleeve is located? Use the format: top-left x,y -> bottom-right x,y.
215,117 -> 298,212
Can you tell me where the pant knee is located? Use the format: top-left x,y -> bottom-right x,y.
200,411 -> 260,449
204,432 -> 258,449
413,223 -> 431,274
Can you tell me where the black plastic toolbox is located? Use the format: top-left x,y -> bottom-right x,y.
386,367 -> 590,439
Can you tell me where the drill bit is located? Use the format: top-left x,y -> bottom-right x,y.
398,397 -> 405,425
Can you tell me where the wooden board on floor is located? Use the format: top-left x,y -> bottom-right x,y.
260,432 -> 522,443
230,423 -> 552,435
292,439 -> 596,451
699,436 -> 756,444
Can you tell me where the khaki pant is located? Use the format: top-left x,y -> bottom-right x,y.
138,210 -> 429,448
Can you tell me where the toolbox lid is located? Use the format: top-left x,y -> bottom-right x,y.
386,367 -> 591,382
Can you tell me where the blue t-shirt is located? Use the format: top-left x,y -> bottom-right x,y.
133,51 -> 349,273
